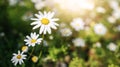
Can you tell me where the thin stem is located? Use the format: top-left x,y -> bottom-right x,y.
38,34 -> 44,59
27,47 -> 35,60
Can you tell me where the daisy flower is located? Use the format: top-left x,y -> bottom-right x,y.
11,50 -> 27,66
70,18 -> 85,31
60,28 -> 72,37
96,6 -> 106,13
94,23 -> 107,35
72,38 -> 85,47
21,46 -> 28,52
107,42 -> 117,51
31,56 -> 38,63
24,32 -> 42,47
107,16 -> 117,23
31,11 -> 59,34
94,42 -> 101,48
31,0 -> 46,10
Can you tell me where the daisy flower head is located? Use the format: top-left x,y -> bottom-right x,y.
24,32 -> 42,47
107,42 -> 117,51
70,18 -> 85,31
21,46 -> 28,52
11,50 -> 27,66
60,28 -> 72,37
94,42 -> 101,48
72,38 -> 85,47
94,23 -> 107,35
31,11 -> 59,34
31,56 -> 38,63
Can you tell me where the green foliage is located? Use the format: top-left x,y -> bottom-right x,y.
69,57 -> 86,67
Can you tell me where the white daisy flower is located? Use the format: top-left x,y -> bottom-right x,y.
49,35 -> 53,40
31,0 -> 46,10
59,22 -> 67,28
70,18 -> 85,31
94,23 -> 107,35
24,32 -> 42,47
11,51 -> 27,66
96,6 -> 106,13
31,11 -> 59,34
60,28 -> 72,37
109,0 -> 119,10
107,42 -> 117,51
72,38 -> 85,47
94,42 -> 101,48
107,16 -> 117,23
112,9 -> 120,19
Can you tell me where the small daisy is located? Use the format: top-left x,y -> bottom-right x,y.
94,42 -> 101,48
70,18 -> 85,31
107,16 -> 117,23
31,56 -> 38,63
96,6 -> 106,13
24,32 -> 42,47
31,0 -> 46,10
11,51 -> 27,66
21,46 -> 28,52
72,38 -> 85,47
59,22 -> 67,28
60,28 -> 72,37
109,0 -> 119,10
31,11 -> 59,34
49,35 -> 53,40
94,23 -> 107,35
107,42 -> 117,51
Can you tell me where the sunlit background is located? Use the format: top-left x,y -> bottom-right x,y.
0,0 -> 120,67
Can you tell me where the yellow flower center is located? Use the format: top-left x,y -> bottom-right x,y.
41,18 -> 49,25
17,55 -> 21,59
32,56 -> 38,63
22,46 -> 28,52
31,39 -> 36,43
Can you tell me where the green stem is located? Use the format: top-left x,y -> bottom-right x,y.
38,34 -> 44,59
28,47 -> 35,60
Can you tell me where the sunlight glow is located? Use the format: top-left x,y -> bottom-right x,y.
53,0 -> 95,12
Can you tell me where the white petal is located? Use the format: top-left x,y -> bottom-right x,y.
49,12 -> 55,18
46,26 -> 51,34
33,24 -> 41,29
14,60 -> 18,66
50,24 -> 57,29
54,22 -> 59,26
44,11 -> 47,15
39,25 -> 44,34
26,36 -> 31,40
44,27 -> 47,34
34,34 -> 39,39
31,18 -> 38,20
39,11 -> 43,16
35,14 -> 40,18
31,21 -> 39,25
51,18 -> 59,21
